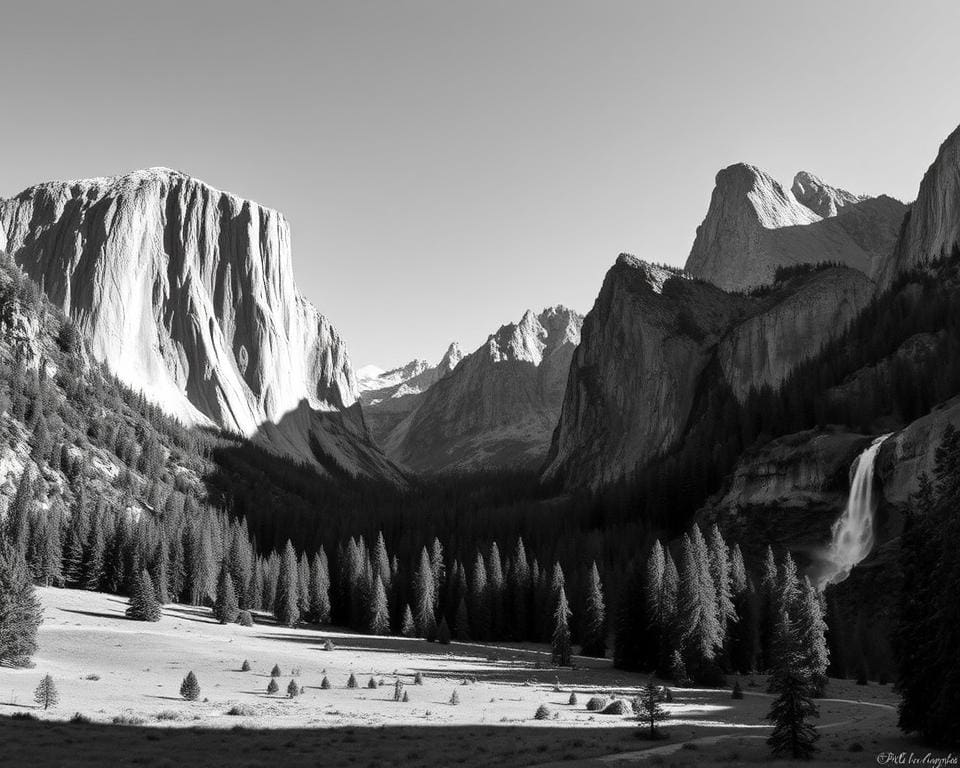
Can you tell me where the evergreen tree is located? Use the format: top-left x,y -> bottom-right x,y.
5,465 -> 34,554
730,578 -> 761,674
0,542 -> 42,666
80,503 -> 107,591
125,568 -> 161,622
796,577 -> 829,697
508,537 -> 531,640
454,595 -> 470,641
677,528 -> 720,675
308,550 -> 331,624
267,678 -> 279,694
707,524 -> 736,645
758,545 -> 779,670
437,615 -> 451,644
373,531 -> 391,590
34,673 -> 59,710
469,551 -> 490,640
613,557 -> 647,671
180,671 -> 200,701
274,540 -> 300,627
487,542 -> 505,638
580,561 -> 606,657
766,611 -> 820,763
413,547 -> 436,638
368,575 -> 391,635
551,585 -> 572,666
635,679 -> 668,739
400,603 -> 416,637
214,562 -> 240,624
297,553 -> 310,619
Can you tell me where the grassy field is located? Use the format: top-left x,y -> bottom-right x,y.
0,587 -> 934,767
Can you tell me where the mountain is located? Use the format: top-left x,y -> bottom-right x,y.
384,307 -> 582,473
878,124 -> 960,287
0,167 -> 400,481
358,343 -> 464,445
684,164 -> 906,291
543,257 -> 872,490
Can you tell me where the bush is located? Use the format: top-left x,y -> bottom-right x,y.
84,674 -> 100,681
267,678 -> 279,694
287,679 -> 300,698
70,712 -> 91,724
11,712 -> 36,721
586,696 -> 609,712
179,671 -> 200,701
291,666 -> 302,677
732,681 -> 743,699
449,690 -> 460,705
237,611 -> 254,627
241,660 -> 251,672
437,617 -> 451,645
413,672 -> 424,685
367,677 -> 377,689
227,704 -> 256,716
270,664 -> 281,677
323,639 -> 335,651
155,711 -> 182,721
601,699 -> 632,715
347,673 -> 358,689
663,687 -> 673,702
534,704 -> 552,720
320,676 -> 331,689
568,692 -> 578,706
112,714 -> 146,725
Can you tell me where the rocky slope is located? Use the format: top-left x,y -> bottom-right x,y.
684,164 -> 906,291
878,124 -> 960,287
0,168 -> 400,481
543,258 -> 871,489
358,343 -> 464,445
385,307 -> 581,473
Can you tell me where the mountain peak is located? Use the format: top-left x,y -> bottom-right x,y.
791,171 -> 866,217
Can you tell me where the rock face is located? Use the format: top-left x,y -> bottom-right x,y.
684,164 -> 906,291
359,343 -> 463,445
878,124 -> 960,287
543,257 -> 748,488
385,307 -> 582,473
718,266 -> 873,401
0,167 -> 401,480
544,257 -> 873,490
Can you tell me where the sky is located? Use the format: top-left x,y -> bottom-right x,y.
3,1 -> 960,370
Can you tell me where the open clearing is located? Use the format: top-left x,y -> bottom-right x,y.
0,587 -> 935,766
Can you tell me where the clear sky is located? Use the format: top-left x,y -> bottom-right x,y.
3,1 -> 960,370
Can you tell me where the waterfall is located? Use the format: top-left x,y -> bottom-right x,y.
819,434 -> 891,587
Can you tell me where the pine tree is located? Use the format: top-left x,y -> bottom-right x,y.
551,585 -> 572,666
766,626 -> 820,762
454,595 -> 470,642
508,537 -> 531,641
309,550 -> 331,624
80,503 -> 106,591
267,678 -> 279,694
437,615 -> 451,644
796,577 -> 829,696
274,540 -> 300,627
297,553 -> 310,619
758,545 -> 779,670
635,679 -> 668,739
580,561 -> 606,657
287,679 -> 300,698
707,524 -> 736,645
34,674 -> 59,710
214,562 -> 239,624
5,465 -> 34,554
469,551 -> 490,640
125,568 -> 161,622
487,542 -> 505,638
373,532 -> 391,590
400,603 -> 416,637
413,547 -> 436,638
368,575 -> 391,635
180,671 -> 200,701
0,543 -> 42,666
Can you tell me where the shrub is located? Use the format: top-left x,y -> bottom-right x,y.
84,674 -> 100,681
237,611 -> 254,627
449,690 -> 460,705
287,679 -> 300,698
568,692 -> 578,705
291,666 -> 302,677
663,687 -> 673,702
155,710 -> 181,721
534,704 -> 552,720
394,679 -> 404,701
179,671 -> 200,701
323,639 -> 335,651
241,660 -> 251,672
267,679 -> 279,694
437,617 -> 451,645
347,673 -> 358,689
112,714 -> 146,725
320,676 -> 331,689
367,677 -> 377,689
227,704 -> 256,716
732,681 -> 744,699
70,712 -> 91,724
413,672 -> 424,685
11,712 -> 36,720
601,699 -> 632,715
270,664 -> 281,677
586,696 -> 608,712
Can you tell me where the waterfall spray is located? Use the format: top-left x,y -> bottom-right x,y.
819,434 -> 891,587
